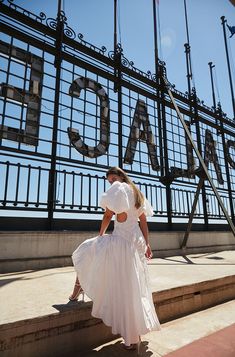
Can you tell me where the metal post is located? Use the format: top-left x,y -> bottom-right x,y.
192,90 -> 209,230
208,62 -> 216,109
152,1 -> 164,176
113,1 -> 123,168
208,62 -> 219,130
184,40 -> 208,233
159,67 -> 172,229
117,52 -> 123,169
152,0 -> 159,77
221,16 -> 235,120
184,43 -> 192,97
47,1 -> 63,229
114,0 -> 117,55
184,0 -> 190,45
181,177 -> 204,249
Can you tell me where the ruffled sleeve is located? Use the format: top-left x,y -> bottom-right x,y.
100,181 -> 130,214
138,198 -> 154,217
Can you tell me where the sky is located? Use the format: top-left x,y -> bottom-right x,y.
13,0 -> 235,120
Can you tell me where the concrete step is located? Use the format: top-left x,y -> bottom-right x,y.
79,300 -> 235,357
0,251 -> 235,356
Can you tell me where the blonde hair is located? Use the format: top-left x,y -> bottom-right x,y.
106,167 -> 144,209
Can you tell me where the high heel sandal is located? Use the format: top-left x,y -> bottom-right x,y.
69,283 -> 84,301
123,336 -> 141,355
123,344 -> 136,351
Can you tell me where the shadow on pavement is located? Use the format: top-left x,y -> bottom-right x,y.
52,300 -> 92,312
79,340 -> 154,357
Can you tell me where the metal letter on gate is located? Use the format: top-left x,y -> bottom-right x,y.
204,129 -> 224,184
123,99 -> 160,171
0,40 -> 43,146
68,76 -> 110,158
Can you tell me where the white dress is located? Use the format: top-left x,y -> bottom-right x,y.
72,181 -> 161,345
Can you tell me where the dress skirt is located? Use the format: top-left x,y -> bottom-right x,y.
72,221 -> 161,346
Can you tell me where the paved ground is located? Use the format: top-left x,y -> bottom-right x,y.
0,250 -> 235,324
80,300 -> 235,357
0,250 -> 235,356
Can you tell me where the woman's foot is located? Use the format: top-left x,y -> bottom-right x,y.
123,336 -> 141,354
123,344 -> 136,350
69,282 -> 84,301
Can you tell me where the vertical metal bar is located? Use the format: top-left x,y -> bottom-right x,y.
155,186 -> 158,213
152,0 -> 159,75
184,0 -> 190,45
208,62 -> 216,109
36,166 -> 41,207
47,4 -> 64,229
95,175 -> 99,210
208,194 -> 212,217
18,42 -> 29,150
160,186 -> 163,214
184,44 -> 192,99
160,72 -> 172,228
208,62 -> 218,130
182,190 -> 186,215
71,171 -> 75,209
114,0 -> 117,56
150,184 -> 153,207
14,163 -> 20,206
88,174 -> 91,211
117,54 -> 123,169
62,170 -> 66,208
183,0 -> 193,86
153,0 -> 164,178
3,161 -> 10,206
112,1 -> 122,168
221,16 -> 235,120
25,164 -> 31,207
80,173 -> 83,209
186,190 -> 190,216
172,188 -> 176,215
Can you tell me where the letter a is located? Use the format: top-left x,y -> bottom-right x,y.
124,100 -> 160,171
204,129 -> 224,184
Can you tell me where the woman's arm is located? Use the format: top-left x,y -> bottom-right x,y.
99,207 -> 114,236
139,212 -> 153,259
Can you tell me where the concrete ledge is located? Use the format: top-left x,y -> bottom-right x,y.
1,274 -> 235,357
1,230 -> 235,272
0,303 -> 114,357
155,275 -> 235,323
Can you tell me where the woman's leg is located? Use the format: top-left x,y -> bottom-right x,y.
69,276 -> 84,300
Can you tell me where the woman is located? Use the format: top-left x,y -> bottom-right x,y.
69,167 -> 161,353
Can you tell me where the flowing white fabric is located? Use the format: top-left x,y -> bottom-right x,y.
72,181 -> 161,345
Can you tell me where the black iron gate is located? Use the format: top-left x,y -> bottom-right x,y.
0,1 -> 235,230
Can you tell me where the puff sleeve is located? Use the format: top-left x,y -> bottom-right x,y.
100,181 -> 130,214
138,198 -> 154,217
